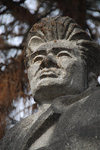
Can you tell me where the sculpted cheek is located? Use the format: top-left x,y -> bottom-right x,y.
28,64 -> 39,81
28,69 -> 33,81
58,57 -> 76,69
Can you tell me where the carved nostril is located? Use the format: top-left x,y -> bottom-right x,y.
40,55 -> 58,69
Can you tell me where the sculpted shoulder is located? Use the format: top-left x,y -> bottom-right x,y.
1,87 -> 100,150
43,87 -> 100,150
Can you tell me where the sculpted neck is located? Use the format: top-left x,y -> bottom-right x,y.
35,85 -> 98,107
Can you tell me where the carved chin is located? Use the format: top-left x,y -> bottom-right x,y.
33,83 -> 66,103
31,77 -> 70,103
31,75 -> 85,103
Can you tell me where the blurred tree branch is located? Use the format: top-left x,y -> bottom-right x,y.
1,0 -> 35,24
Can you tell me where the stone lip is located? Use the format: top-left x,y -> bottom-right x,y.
40,72 -> 57,79
37,68 -> 59,80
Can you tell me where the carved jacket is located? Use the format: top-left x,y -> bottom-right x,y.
0,87 -> 100,150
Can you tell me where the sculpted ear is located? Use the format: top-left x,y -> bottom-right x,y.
28,36 -> 44,50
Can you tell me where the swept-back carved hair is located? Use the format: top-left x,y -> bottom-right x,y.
26,16 -> 100,75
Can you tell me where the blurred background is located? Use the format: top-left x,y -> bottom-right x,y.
0,0 -> 100,139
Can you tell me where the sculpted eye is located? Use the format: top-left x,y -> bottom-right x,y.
57,51 -> 72,58
33,55 -> 44,63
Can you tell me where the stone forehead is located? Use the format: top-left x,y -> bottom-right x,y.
29,39 -> 77,50
37,40 -> 76,49
28,39 -> 80,58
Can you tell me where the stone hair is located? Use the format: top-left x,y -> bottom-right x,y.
25,16 -> 100,75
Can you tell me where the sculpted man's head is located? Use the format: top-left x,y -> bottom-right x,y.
25,16 -> 100,104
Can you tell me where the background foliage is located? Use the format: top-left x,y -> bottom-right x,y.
0,0 -> 100,138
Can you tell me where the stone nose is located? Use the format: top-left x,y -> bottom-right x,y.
40,54 -> 58,69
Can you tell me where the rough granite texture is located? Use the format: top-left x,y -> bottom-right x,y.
0,87 -> 100,150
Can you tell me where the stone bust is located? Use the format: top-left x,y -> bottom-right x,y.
0,16 -> 100,150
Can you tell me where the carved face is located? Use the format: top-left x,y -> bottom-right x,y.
27,37 -> 87,103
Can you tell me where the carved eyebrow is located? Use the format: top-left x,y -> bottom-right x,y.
52,47 -> 72,54
27,47 -> 72,58
28,49 -> 46,59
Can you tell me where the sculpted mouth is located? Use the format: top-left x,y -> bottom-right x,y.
40,71 -> 57,79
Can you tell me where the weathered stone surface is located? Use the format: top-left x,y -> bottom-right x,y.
0,16 -> 100,150
1,87 -> 100,150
